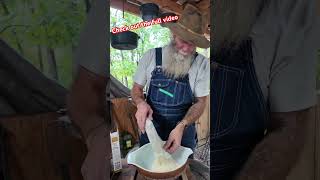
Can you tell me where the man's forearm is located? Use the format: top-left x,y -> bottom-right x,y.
182,96 -> 207,125
131,84 -> 145,105
236,108 -> 311,180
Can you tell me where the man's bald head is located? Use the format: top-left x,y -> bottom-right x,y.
213,0 -> 267,50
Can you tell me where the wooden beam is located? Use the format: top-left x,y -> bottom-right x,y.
111,0 -> 210,37
190,0 -> 211,35
193,0 -> 210,11
110,0 -> 141,16
135,0 -> 184,15
136,0 -> 210,15
136,0 -> 210,32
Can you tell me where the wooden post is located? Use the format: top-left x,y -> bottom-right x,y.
196,95 -> 210,146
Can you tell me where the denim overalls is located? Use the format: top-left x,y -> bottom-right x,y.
140,47 -> 198,151
211,39 -> 269,179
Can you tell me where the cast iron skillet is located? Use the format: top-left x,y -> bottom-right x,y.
111,31 -> 139,50
140,3 -> 159,21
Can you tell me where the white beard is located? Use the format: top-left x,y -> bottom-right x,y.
162,41 -> 195,79
213,0 -> 266,50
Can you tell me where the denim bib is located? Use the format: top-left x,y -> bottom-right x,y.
211,39 -> 269,179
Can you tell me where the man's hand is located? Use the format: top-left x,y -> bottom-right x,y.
81,124 -> 110,180
131,83 -> 153,133
163,96 -> 207,153
236,108 -> 312,180
163,122 -> 185,153
135,101 -> 153,133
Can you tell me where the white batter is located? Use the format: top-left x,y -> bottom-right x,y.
145,119 -> 179,172
151,152 -> 179,172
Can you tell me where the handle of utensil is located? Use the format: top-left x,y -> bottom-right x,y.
181,170 -> 188,180
146,116 -> 152,122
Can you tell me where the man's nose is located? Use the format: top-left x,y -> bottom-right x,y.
181,45 -> 190,52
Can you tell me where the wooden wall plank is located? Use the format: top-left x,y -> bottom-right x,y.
196,95 -> 210,146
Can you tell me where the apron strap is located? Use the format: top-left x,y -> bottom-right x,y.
155,47 -> 162,66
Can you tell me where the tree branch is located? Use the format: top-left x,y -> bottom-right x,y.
0,0 -> 9,15
0,25 -> 30,34
84,0 -> 91,13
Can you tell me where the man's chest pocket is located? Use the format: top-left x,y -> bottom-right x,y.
149,79 -> 189,106
211,62 -> 244,138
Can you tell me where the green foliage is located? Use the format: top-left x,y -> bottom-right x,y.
23,0 -> 86,48
0,0 -> 87,87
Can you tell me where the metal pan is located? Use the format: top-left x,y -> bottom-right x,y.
111,31 -> 139,50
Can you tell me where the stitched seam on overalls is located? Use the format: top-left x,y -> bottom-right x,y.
213,65 -> 244,137
211,163 -> 235,169
213,66 -> 229,137
216,69 -> 243,137
213,66 -> 225,138
172,81 -> 178,105
150,80 -> 189,106
215,68 -> 225,137
248,60 -> 269,130
212,145 -> 244,152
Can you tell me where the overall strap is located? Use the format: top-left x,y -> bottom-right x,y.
155,47 -> 162,66
192,52 -> 198,65
194,52 -> 198,58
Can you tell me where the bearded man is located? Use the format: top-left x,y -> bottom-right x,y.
131,4 -> 210,156
211,0 -> 320,179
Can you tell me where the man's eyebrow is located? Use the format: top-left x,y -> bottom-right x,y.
186,41 -> 194,46
181,39 -> 192,44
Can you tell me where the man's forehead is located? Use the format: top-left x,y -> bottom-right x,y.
167,41 -> 196,56
174,34 -> 195,46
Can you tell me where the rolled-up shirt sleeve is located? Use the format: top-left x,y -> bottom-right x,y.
133,49 -> 153,87
268,0 -> 319,112
194,57 -> 210,97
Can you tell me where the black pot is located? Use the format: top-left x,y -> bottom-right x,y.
140,3 -> 159,21
111,31 -> 139,50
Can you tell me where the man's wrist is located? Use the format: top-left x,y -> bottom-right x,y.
134,98 -> 145,106
176,119 -> 188,130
